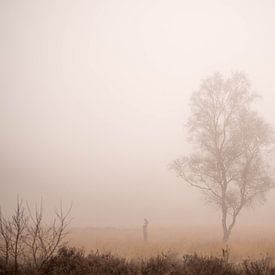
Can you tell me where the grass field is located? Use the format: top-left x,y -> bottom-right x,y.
68,225 -> 275,263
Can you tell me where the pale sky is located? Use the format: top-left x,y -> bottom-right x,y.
1,0 -> 275,228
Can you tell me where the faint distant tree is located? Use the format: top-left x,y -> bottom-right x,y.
143,218 -> 149,242
171,72 -> 275,242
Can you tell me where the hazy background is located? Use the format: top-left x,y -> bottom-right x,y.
0,0 -> 275,228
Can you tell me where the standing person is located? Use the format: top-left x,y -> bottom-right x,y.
143,218 -> 149,242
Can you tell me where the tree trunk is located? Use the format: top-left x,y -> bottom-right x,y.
221,203 -> 230,243
222,211 -> 236,242
222,228 -> 230,243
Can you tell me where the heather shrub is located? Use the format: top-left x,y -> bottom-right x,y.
2,245 -> 275,274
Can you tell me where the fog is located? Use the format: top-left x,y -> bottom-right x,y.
1,0 -> 275,229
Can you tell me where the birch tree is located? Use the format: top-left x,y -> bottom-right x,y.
171,73 -> 275,242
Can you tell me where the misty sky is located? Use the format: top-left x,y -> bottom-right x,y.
1,0 -> 275,228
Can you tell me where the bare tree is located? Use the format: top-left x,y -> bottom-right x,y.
25,201 -> 71,270
9,198 -> 28,274
0,208 -> 12,265
171,73 -> 275,242
0,198 -> 71,273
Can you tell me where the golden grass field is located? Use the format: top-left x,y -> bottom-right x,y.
68,225 -> 275,263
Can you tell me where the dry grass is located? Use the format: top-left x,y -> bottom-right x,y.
68,225 -> 275,263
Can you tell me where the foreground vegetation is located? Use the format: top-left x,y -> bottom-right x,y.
2,199 -> 275,274
1,245 -> 275,274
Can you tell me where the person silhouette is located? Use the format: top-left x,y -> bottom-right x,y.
143,218 -> 149,242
